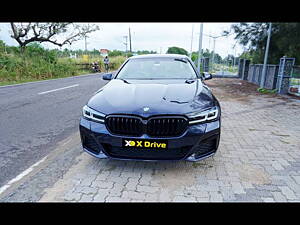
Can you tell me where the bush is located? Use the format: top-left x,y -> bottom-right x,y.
108,50 -> 124,57
24,43 -> 57,63
109,56 -> 126,69
166,46 -> 188,56
0,45 -> 79,83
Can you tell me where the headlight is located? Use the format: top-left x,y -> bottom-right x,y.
187,106 -> 219,125
82,105 -> 105,123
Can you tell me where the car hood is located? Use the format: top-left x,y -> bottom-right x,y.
87,79 -> 215,116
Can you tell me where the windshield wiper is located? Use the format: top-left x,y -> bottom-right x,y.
174,58 -> 187,63
118,78 -> 130,84
185,78 -> 196,84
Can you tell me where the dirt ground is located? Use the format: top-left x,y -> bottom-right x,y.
205,78 -> 300,103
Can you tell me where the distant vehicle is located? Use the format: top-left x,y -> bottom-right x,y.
80,54 -> 221,162
91,62 -> 100,73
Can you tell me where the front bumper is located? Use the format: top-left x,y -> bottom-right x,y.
79,117 -> 220,162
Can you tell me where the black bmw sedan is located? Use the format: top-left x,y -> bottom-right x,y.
79,54 -> 221,161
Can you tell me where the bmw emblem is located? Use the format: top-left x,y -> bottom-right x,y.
143,107 -> 150,112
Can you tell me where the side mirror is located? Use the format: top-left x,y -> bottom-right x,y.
102,73 -> 113,80
203,72 -> 212,80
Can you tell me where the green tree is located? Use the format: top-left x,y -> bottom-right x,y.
0,40 -> 5,53
166,46 -> 188,56
225,23 -> 300,64
91,48 -> 100,57
191,49 -> 223,64
23,43 -> 57,63
137,50 -> 157,55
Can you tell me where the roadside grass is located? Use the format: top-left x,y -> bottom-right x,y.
0,57 -> 90,86
227,66 -> 238,74
0,54 -> 126,86
0,70 -> 91,86
210,64 -> 238,74
290,78 -> 300,86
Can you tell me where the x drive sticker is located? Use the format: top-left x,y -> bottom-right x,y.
122,139 -> 168,149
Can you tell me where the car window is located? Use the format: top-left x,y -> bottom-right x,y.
116,58 -> 198,79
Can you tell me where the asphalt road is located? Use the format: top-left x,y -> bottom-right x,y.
0,73 -> 108,187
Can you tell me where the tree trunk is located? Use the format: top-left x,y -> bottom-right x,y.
20,45 -> 26,54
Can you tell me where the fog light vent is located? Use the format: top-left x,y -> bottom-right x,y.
82,133 -> 100,154
193,137 -> 217,159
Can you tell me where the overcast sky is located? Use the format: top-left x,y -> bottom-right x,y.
0,22 -> 244,58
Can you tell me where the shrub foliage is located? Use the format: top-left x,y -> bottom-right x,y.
0,41 -> 126,85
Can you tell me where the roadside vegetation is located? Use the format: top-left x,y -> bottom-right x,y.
0,22 -> 160,86
0,43 -> 239,86
0,42 -> 159,86
0,41 -> 128,86
225,23 -> 300,64
257,87 -> 277,94
166,46 -> 238,74
1,22 -> 108,86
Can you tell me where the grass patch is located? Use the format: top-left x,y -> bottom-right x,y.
0,50 -> 126,86
0,71 -> 91,86
192,162 -> 211,168
257,87 -> 277,94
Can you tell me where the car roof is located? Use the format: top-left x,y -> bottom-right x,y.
129,54 -> 190,60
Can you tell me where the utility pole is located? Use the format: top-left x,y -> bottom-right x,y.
123,35 -> 128,57
260,22 -> 272,88
197,23 -> 203,73
203,33 -> 227,73
84,35 -> 87,53
211,38 -> 216,71
227,51 -> 229,68
129,27 -> 132,53
189,24 -> 194,58
233,46 -> 236,67
208,32 -> 211,50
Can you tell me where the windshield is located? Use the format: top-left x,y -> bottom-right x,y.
116,58 -> 198,80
